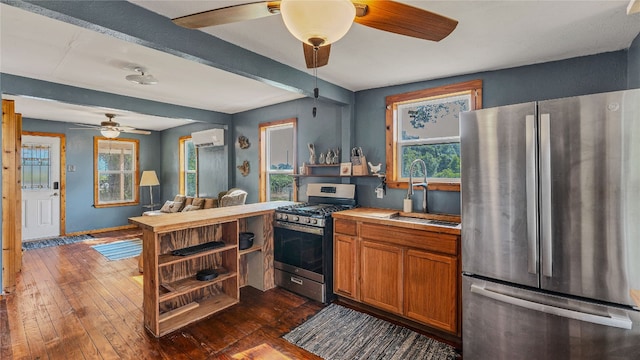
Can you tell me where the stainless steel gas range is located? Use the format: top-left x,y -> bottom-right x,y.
273,183 -> 356,303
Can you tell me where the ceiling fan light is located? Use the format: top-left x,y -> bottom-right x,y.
100,128 -> 120,138
281,0 -> 355,46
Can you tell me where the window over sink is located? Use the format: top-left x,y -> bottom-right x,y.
385,79 -> 483,191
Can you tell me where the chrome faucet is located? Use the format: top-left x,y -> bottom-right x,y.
407,159 -> 429,213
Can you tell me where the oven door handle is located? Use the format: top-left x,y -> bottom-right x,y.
274,221 -> 324,235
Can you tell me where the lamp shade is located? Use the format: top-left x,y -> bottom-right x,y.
280,0 -> 355,46
101,128 -> 120,138
140,170 -> 160,186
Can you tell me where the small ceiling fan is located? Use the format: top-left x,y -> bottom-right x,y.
172,0 -> 458,68
71,113 -> 151,138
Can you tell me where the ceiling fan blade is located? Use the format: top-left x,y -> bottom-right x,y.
353,1 -> 458,42
120,129 -> 151,135
172,1 -> 281,29
303,43 -> 331,69
69,127 -> 100,130
71,123 -> 100,129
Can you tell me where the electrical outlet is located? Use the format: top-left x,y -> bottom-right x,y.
376,187 -> 384,199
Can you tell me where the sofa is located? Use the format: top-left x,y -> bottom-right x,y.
142,188 -> 248,216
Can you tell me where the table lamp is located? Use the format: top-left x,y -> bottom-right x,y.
140,170 -> 160,210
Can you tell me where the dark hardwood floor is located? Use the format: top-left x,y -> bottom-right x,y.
1,229 -> 324,360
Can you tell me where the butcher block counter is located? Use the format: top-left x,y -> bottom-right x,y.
128,201 -> 293,337
129,201 -> 294,233
332,207 -> 461,235
331,207 -> 462,338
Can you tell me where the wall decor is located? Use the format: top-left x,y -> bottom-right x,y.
308,143 -> 316,165
237,160 -> 250,176
340,162 -> 352,176
238,135 -> 250,149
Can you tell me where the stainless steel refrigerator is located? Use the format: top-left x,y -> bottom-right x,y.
460,89 -> 640,359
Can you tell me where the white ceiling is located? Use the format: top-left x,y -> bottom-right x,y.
2,1 -> 640,130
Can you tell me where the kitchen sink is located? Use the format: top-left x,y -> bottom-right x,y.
387,213 -> 461,228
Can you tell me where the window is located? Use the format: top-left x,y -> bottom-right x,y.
179,136 -> 197,196
385,79 -> 482,191
94,137 -> 139,207
259,118 -> 297,202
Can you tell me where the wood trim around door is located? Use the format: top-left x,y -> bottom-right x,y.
23,131 -> 67,236
2,99 -> 21,293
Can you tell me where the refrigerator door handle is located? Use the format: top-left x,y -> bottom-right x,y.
470,283 -> 633,330
525,115 -> 538,275
540,113 -> 553,277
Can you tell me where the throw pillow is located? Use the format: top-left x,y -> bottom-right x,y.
181,204 -> 201,212
160,200 -> 183,213
204,198 -> 216,209
192,198 -> 206,208
173,195 -> 187,211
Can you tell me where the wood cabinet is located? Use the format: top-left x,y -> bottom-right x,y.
404,249 -> 457,333
334,234 -> 358,299
332,211 -> 461,336
360,240 -> 403,314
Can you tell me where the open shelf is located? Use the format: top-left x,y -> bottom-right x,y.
239,245 -> 262,256
159,270 -> 237,302
158,243 -> 237,268
158,293 -> 238,336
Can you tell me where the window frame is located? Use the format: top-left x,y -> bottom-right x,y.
259,118 -> 298,202
385,79 -> 483,192
93,137 -> 140,208
179,135 -> 198,197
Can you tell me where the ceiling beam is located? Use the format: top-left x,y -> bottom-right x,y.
6,0 -> 354,106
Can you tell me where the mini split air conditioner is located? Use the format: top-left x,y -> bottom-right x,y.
191,128 -> 224,148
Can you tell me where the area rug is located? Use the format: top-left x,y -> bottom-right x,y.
22,234 -> 94,251
283,304 -> 458,360
91,238 -> 142,261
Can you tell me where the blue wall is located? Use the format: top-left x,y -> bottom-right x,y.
21,118 -> 161,233
160,122 -> 232,200
352,51 -> 628,214
232,97 -> 346,204
2,75 -> 231,233
629,32 -> 640,89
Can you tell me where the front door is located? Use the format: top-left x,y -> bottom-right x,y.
22,135 -> 61,241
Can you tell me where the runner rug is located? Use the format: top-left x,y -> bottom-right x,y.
22,234 -> 94,250
91,238 -> 142,261
283,304 -> 458,360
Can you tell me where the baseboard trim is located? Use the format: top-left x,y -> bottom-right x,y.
65,224 -> 139,237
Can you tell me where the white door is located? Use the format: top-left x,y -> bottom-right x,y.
22,135 -> 61,241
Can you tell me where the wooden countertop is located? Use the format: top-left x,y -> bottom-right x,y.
333,207 -> 461,235
129,201 -> 295,233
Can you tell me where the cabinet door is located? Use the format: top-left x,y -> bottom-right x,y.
360,241 -> 403,314
405,249 -> 457,333
334,234 -> 358,299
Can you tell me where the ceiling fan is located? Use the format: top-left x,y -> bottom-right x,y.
172,0 -> 458,68
71,113 -> 151,138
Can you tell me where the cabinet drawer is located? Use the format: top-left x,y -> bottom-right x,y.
361,223 -> 458,255
334,219 -> 357,236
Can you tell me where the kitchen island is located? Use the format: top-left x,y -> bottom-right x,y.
332,208 -> 462,338
129,201 -> 294,337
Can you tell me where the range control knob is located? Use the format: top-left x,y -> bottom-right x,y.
281,214 -> 288,220
305,218 -> 310,223
311,219 -> 318,224
292,216 -> 300,221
